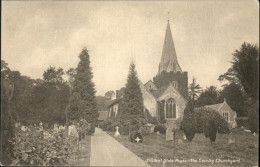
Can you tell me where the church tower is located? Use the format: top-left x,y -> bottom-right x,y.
153,19 -> 188,100
158,20 -> 182,74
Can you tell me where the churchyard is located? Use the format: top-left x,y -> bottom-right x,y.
107,127 -> 258,167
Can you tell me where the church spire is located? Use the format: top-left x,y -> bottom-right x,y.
158,18 -> 182,75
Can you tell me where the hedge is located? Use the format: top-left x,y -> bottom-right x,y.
154,124 -> 167,134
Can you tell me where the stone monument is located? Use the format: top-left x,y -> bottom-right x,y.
114,126 -> 120,137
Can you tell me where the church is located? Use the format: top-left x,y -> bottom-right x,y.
108,20 -> 188,127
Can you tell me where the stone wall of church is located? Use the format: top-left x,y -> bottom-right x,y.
139,82 -> 158,117
153,71 -> 188,100
157,85 -> 187,126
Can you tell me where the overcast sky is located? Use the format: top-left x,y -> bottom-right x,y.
2,0 -> 259,96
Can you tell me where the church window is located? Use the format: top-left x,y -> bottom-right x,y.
166,98 -> 176,119
172,81 -> 178,88
223,111 -> 229,121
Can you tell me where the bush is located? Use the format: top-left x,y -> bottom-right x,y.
119,126 -> 129,135
129,131 -> 143,143
139,125 -> 151,136
195,107 -> 229,135
181,103 -> 196,142
236,117 -> 248,128
11,125 -> 78,166
209,120 -> 217,142
154,124 -> 167,134
248,110 -> 259,133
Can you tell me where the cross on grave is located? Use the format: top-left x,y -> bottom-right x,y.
135,137 -> 141,143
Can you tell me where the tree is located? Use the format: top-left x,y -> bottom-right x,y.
188,77 -> 202,106
197,86 -> 219,106
218,42 -> 259,100
67,48 -> 98,127
0,73 -> 15,165
105,90 -> 115,100
181,101 -> 196,142
218,83 -> 248,116
119,62 -> 146,129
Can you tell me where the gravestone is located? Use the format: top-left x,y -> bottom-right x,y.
114,126 -> 120,137
166,126 -> 173,141
68,125 -> 79,138
54,123 -> 59,132
231,121 -> 237,129
150,125 -> 155,133
183,134 -> 187,141
178,139 -> 183,143
228,132 -> 235,144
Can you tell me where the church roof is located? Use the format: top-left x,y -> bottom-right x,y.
204,103 -> 223,111
158,21 -> 182,74
150,85 -> 169,98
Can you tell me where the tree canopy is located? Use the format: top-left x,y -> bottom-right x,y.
119,62 -> 146,127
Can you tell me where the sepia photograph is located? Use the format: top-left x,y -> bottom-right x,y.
1,0 -> 259,166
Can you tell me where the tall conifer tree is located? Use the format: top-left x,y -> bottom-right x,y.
67,48 -> 98,125
120,62 -> 146,127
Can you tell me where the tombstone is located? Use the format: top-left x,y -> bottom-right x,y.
228,132 -> 235,144
59,125 -> 65,131
21,126 -> 27,132
68,125 -> 79,139
53,123 -> 59,132
157,131 -> 160,135
114,126 -> 120,137
241,126 -> 244,129
183,134 -> 187,141
178,139 -> 183,143
231,121 -> 237,129
253,132 -> 257,137
244,129 -> 251,133
166,127 -> 173,141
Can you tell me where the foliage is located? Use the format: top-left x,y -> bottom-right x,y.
144,108 -> 158,125
218,42 -> 259,100
138,125 -> 151,136
154,124 -> 167,134
208,119 -> 218,142
0,73 -> 15,165
218,83 -> 248,116
247,102 -> 259,133
129,131 -> 143,143
188,77 -> 202,105
105,90 -> 115,99
119,62 -> 147,128
96,95 -> 112,111
195,107 -> 229,136
235,117 -> 248,128
11,125 -> 79,166
197,86 -> 219,107
181,102 -> 196,142
67,48 -> 98,129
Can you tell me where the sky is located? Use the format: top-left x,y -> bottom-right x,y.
2,0 -> 259,96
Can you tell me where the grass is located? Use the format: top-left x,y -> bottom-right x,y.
68,135 -> 91,166
107,128 -> 258,167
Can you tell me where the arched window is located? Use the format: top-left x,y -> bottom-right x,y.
223,111 -> 229,121
166,98 -> 176,119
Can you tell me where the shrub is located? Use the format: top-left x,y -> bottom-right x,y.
195,107 -> 229,135
129,131 -> 143,143
11,126 -> 78,166
236,117 -> 248,128
181,103 -> 196,142
154,124 -> 167,134
209,119 -> 218,142
248,110 -> 259,133
119,126 -> 129,135
139,125 -> 151,136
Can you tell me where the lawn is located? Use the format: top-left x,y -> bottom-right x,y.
108,128 -> 258,167
68,135 -> 91,166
